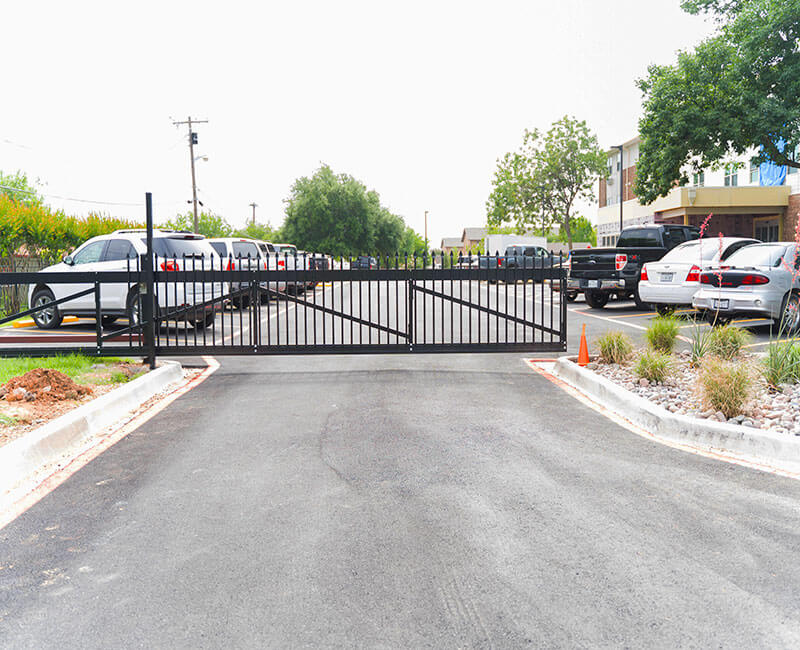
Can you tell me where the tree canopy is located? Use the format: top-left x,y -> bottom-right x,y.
159,211 -> 234,238
635,0 -> 800,203
281,165 -> 425,256
486,116 -> 605,249
0,171 -> 43,206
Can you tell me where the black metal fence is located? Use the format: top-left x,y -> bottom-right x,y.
0,196 -> 567,361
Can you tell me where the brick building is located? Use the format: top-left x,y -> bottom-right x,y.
597,136 -> 800,247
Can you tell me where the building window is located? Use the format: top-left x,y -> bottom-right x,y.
692,172 -> 705,187
750,160 -> 759,184
788,145 -> 799,175
724,164 -> 738,187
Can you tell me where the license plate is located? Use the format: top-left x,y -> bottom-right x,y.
586,280 -> 599,288
711,299 -> 729,310
660,273 -> 674,283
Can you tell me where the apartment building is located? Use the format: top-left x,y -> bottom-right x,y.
596,136 -> 800,247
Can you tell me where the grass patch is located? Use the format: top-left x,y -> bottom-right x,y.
707,324 -> 751,360
645,315 -> 680,354
634,350 -> 672,384
595,331 -> 634,365
699,357 -> 754,418
0,355 -> 135,386
0,413 -> 17,426
763,340 -> 800,388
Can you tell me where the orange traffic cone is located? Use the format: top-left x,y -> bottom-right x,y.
578,324 -> 590,367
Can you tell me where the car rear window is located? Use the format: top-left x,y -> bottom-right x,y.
661,241 -> 720,263
144,236 -> 211,258
616,229 -> 661,247
725,244 -> 787,268
232,241 -> 260,258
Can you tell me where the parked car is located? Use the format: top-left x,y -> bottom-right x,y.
692,242 -> 800,332
639,237 -> 760,313
569,224 -> 701,309
207,237 -> 267,308
254,240 -> 287,294
478,245 -> 562,283
273,243 -> 305,293
352,256 -> 377,270
28,230 -> 222,330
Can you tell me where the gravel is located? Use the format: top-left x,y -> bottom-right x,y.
591,351 -> 800,436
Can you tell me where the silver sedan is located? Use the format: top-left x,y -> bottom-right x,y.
692,242 -> 800,332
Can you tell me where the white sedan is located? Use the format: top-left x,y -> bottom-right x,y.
639,237 -> 759,313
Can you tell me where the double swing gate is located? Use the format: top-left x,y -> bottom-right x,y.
0,213 -> 567,362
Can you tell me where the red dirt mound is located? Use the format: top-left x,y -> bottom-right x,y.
1,368 -> 93,402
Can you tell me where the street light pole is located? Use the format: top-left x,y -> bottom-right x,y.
172,116 -> 209,234
249,202 -> 258,226
616,144 -> 624,235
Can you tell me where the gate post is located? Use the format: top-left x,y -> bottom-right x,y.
143,192 -> 156,369
406,255 -> 415,351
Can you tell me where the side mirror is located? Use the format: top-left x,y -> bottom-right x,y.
63,255 -> 74,265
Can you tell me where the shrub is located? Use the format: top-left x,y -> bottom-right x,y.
645,315 -> 680,354
707,324 -> 751,360
698,357 -> 754,419
596,331 -> 634,365
763,340 -> 800,388
687,322 -> 712,368
634,350 -> 672,383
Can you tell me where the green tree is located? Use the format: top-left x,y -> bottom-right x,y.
160,211 -> 234,238
550,216 -> 597,246
234,221 -> 281,242
282,164 -> 422,256
487,117 -> 606,250
0,170 -> 43,206
635,0 -> 800,203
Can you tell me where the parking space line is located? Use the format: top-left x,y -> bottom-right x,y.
743,337 -> 800,348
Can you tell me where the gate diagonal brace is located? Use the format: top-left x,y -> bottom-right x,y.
263,289 -> 409,340
411,283 -> 561,338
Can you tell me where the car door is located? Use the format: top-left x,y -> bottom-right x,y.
98,239 -> 138,310
60,240 -> 108,312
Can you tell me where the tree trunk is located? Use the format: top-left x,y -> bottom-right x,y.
564,216 -> 573,251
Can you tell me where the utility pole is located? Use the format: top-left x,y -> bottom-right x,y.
249,202 -> 258,226
172,116 -> 209,233
616,144 -> 624,235
424,210 -> 429,250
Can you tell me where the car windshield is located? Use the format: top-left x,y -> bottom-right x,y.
724,244 -> 787,268
661,241 -> 720,263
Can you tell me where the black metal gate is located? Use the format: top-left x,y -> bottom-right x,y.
0,196 -> 567,362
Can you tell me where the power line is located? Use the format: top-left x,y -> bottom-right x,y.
0,183 -> 144,207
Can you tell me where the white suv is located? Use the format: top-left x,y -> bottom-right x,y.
28,230 -> 222,330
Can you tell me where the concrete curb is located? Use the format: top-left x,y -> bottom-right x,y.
550,356 -> 800,475
0,361 -> 183,496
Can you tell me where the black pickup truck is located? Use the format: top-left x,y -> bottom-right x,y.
569,224 -> 700,309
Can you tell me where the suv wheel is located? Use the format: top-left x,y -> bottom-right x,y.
584,290 -> 609,309
779,292 -> 800,335
565,290 -> 579,303
127,290 -> 143,329
31,288 -> 63,329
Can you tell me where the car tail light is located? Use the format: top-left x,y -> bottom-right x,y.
615,254 -> 627,271
640,265 -> 648,281
741,274 -> 769,285
160,260 -> 179,271
700,273 -> 714,285
278,259 -> 285,269
686,265 -> 701,282
225,259 -> 235,271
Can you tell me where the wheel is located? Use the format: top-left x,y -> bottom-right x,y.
779,292 -> 800,335
31,288 -> 63,329
584,290 -> 609,309
655,304 -> 675,316
191,312 -> 216,330
632,284 -> 653,311
101,315 -> 118,326
566,290 -> 579,303
233,295 -> 251,309
126,290 -> 143,329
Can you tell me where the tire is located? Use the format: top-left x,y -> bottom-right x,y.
233,295 -> 251,310
778,292 -> 800,335
101,315 -> 118,326
566,290 -> 579,303
127,290 -> 143,329
584,290 -> 609,309
703,309 -> 732,327
191,312 -> 216,330
31,288 -> 63,329
632,284 -> 653,311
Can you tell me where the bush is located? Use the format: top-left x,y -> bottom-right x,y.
763,340 -> 800,388
595,331 -> 634,365
634,350 -> 672,383
698,357 -> 754,419
707,324 -> 751,360
645,315 -> 680,354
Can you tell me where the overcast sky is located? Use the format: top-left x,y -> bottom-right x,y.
1,1 -> 716,246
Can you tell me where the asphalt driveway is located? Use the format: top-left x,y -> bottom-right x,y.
1,353 -> 799,648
